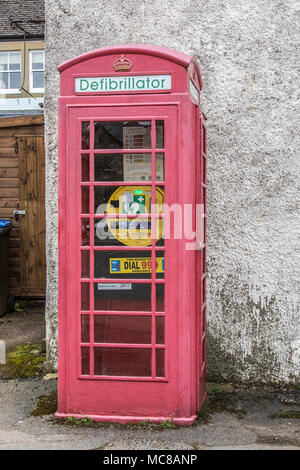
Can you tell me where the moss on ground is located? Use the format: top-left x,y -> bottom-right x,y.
196,383 -> 247,425
14,300 -> 28,312
206,383 -> 235,394
54,416 -> 177,429
0,342 -> 45,379
31,391 -> 58,417
271,410 -> 300,419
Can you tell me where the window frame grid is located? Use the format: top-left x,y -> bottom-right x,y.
79,117 -> 167,381
29,49 -> 45,93
0,50 -> 21,94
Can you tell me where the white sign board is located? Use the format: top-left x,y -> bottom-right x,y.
97,283 -> 132,290
123,127 -> 164,181
75,75 -> 172,93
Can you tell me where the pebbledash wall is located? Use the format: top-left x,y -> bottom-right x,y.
44,0 -> 299,384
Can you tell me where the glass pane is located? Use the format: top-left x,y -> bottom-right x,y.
156,121 -> 164,148
156,316 -> 165,344
94,347 -> 151,376
94,217 -> 164,247
31,51 -> 44,70
202,277 -> 206,304
94,153 -> 152,182
155,185 -> 165,212
202,186 -> 206,205
95,154 -> 123,182
94,315 -> 151,344
94,217 -> 123,246
156,349 -> 165,377
95,185 -> 164,215
0,72 -> 8,89
156,153 -> 164,181
81,347 -> 90,375
9,52 -> 20,70
10,72 -> 21,89
94,121 -> 151,149
81,219 -> 90,246
95,186 -> 151,215
81,122 -> 90,150
202,307 -> 206,336
81,250 -> 90,278
81,315 -> 90,343
81,187 -> 89,214
156,250 -> 165,279
202,337 -> 206,363
81,283 -> 90,310
122,153 -> 152,181
156,284 -> 164,312
94,282 -> 151,312
32,71 -> 44,89
94,185 -> 120,214
157,218 -> 165,246
81,154 -> 89,181
95,250 -> 162,279
202,126 -> 206,153
0,53 -> 8,71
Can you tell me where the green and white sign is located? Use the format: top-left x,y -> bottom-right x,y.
75,75 -> 171,93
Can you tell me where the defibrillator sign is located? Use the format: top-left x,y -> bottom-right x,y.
110,257 -> 164,274
75,75 -> 171,93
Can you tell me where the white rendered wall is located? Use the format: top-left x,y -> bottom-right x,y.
44,0 -> 299,384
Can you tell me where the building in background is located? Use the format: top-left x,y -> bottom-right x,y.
0,1 -> 46,301
0,0 -> 45,117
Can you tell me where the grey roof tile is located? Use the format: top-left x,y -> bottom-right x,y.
0,0 -> 45,38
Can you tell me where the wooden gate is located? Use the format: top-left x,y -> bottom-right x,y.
0,115 -> 45,297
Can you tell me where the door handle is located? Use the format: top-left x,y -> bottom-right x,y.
13,210 -> 26,221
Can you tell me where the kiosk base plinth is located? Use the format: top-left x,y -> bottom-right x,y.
54,411 -> 198,426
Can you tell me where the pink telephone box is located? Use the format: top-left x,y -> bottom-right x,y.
56,45 -> 207,425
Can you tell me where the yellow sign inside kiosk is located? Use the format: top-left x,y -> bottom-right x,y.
106,185 -> 164,246
110,257 -> 164,274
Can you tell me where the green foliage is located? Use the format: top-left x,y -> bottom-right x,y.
2,343 -> 45,379
14,300 -> 27,312
64,416 -> 97,426
158,419 -> 176,429
138,420 -> 153,428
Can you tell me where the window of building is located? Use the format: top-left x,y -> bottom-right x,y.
0,51 -> 21,93
29,50 -> 45,92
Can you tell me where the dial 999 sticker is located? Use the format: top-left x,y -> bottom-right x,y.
110,257 -> 164,274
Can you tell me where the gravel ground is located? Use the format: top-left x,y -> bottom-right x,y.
0,307 -> 299,450
0,302 -> 45,352
0,377 -> 299,450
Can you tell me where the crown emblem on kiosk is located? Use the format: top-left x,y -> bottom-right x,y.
113,55 -> 133,72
